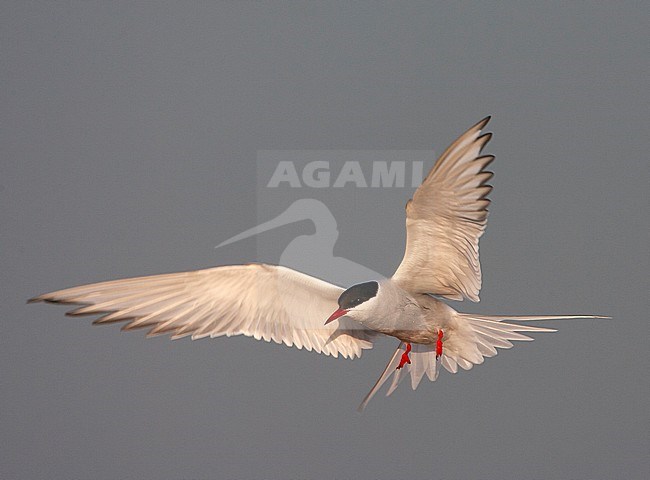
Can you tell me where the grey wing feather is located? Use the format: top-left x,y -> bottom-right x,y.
30,264 -> 377,359
392,117 -> 493,301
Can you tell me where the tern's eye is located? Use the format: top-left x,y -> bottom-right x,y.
349,297 -> 364,307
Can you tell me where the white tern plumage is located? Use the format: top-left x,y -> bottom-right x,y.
29,117 -> 605,410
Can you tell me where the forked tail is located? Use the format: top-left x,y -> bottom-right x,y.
358,313 -> 607,411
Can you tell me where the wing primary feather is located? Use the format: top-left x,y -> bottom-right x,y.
392,117 -> 494,301
31,264 -> 378,359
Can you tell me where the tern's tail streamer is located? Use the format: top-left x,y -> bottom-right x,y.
358,342 -> 439,412
358,314 -> 606,411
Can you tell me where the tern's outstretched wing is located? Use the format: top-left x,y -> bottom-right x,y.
392,117 -> 494,302
30,264 -> 377,359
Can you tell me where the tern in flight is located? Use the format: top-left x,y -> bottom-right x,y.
30,117 -> 605,410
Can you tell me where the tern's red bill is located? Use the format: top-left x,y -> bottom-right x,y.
325,308 -> 348,324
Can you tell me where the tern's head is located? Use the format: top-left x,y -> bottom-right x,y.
325,281 -> 379,325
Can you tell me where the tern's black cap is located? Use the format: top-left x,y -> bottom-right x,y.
337,281 -> 379,309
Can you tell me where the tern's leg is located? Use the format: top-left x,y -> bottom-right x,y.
436,330 -> 444,359
396,342 -> 412,369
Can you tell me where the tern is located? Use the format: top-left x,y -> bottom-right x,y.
29,117 -> 605,410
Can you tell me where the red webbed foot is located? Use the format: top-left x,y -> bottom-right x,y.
397,343 -> 412,369
436,330 -> 444,359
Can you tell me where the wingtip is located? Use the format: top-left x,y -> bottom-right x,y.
27,295 -> 59,304
479,131 -> 493,143
476,115 -> 491,130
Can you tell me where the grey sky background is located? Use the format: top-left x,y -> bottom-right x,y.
2,2 -> 648,479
